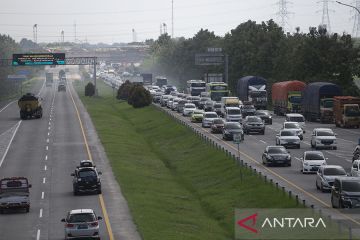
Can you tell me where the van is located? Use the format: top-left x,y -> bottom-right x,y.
221,97 -> 240,117
285,113 -> 306,133
225,107 -> 242,123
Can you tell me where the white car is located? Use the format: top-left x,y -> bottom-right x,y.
61,209 -> 102,240
202,112 -> 218,128
285,113 -> 306,132
310,128 -> 337,150
183,103 -> 196,116
301,151 -> 327,174
282,122 -> 303,140
351,160 -> 360,177
275,129 -> 300,149
224,107 -> 242,123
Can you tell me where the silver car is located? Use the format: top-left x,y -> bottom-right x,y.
61,209 -> 102,239
316,165 -> 346,192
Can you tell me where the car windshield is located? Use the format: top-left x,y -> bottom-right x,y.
317,131 -> 334,136
200,98 -> 210,102
226,123 -> 241,129
324,168 -> 346,176
345,106 -> 360,117
285,123 -> 300,129
305,153 -> 324,160
268,147 -> 287,154
185,105 -> 195,108
78,170 -> 97,178
256,111 -> 269,116
214,103 -> 221,108
213,119 -> 224,124
289,117 -> 304,122
193,111 -> 203,114
289,96 -> 302,104
247,117 -> 261,123
68,213 -> 95,223
228,109 -> 240,114
243,105 -> 255,110
205,113 -> 217,118
342,181 -> 360,192
280,131 -> 296,136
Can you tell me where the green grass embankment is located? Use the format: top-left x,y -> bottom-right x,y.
74,80 -> 299,240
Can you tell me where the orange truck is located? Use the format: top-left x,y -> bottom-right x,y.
333,96 -> 360,128
272,80 -> 306,116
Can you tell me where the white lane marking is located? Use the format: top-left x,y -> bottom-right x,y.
46,139 -> 49,143
41,192 -> 44,199
324,151 -> 351,162
48,126 -> 50,131
337,137 -> 357,144
44,165 -> 47,171
45,155 -> 48,161
39,209 -> 43,218
36,229 -> 40,240
46,146 -> 48,151
43,178 -> 46,184
47,132 -> 50,136
0,101 -> 16,113
303,141 -> 311,146
260,140 -> 267,144
48,122 -> 51,126
295,157 -> 302,162
0,121 -> 22,168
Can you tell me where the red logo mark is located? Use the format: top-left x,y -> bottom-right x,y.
237,213 -> 258,234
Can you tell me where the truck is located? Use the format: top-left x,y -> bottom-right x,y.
0,177 -> 31,213
302,82 -> 342,123
272,80 -> 306,116
141,73 -> 153,86
187,80 -> 206,96
155,76 -> 167,88
333,96 -> 360,128
45,72 -> 53,86
18,93 -> 43,119
220,97 -> 240,117
237,76 -> 267,109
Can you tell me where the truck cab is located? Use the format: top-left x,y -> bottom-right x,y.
319,98 -> 334,123
0,177 -> 31,213
225,107 -> 242,123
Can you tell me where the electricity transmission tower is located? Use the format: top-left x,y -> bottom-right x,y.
352,1 -> 360,37
33,24 -> 38,43
275,0 -> 292,31
318,0 -> 333,33
61,30 -> 64,43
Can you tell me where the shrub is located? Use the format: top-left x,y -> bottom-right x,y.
117,80 -> 133,100
128,84 -> 152,108
85,82 -> 95,96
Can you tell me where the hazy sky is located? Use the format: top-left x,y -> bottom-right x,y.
0,0 -> 355,44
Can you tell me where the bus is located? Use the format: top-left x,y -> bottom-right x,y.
186,80 -> 206,96
206,82 -> 229,101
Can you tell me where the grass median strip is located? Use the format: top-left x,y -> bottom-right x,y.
75,80 -> 299,240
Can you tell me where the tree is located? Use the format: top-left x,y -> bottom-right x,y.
128,84 -> 152,108
117,80 -> 134,100
85,82 -> 95,96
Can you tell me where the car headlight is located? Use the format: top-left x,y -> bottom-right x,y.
304,162 -> 309,166
341,196 -> 350,200
316,140 -> 321,143
286,156 -> 291,160
269,116 -> 272,119
78,178 -> 82,181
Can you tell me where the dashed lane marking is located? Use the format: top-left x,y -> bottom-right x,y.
39,209 -> 43,218
41,192 -> 44,199
36,229 -> 40,240
0,121 -> 22,168
43,178 -> 46,184
44,165 -> 47,171
45,155 -> 48,161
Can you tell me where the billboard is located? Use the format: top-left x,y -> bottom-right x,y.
12,53 -> 65,66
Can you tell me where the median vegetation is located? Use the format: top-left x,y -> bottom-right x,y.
75,80 -> 299,240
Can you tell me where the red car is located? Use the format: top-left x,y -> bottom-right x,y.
210,118 -> 225,133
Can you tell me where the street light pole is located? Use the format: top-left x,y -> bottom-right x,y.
336,1 -> 360,14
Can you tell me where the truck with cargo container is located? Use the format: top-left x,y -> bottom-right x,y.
155,76 -> 167,88
272,80 -> 306,115
220,97 -> 240,117
0,177 -> 31,213
237,76 -> 267,109
45,72 -> 53,86
302,82 -> 342,123
333,96 -> 360,128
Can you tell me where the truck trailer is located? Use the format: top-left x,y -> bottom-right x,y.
272,80 -> 306,116
45,72 -> 53,86
333,96 -> 360,128
237,76 -> 267,109
302,82 -> 342,123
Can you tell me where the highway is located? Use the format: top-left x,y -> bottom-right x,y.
0,69 -> 141,240
155,101 -> 360,232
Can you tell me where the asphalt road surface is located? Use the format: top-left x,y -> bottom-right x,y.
0,69 -> 141,240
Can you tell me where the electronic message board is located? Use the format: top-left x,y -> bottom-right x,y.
12,53 -> 65,66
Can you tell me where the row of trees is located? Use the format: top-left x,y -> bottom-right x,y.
142,20 -> 360,96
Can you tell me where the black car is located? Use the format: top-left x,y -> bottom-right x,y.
58,83 -> 66,92
243,116 -> 265,135
262,146 -> 291,166
242,104 -> 256,117
222,122 -> 244,141
198,97 -> 211,109
255,110 -> 272,124
72,167 -> 102,195
331,177 -> 360,208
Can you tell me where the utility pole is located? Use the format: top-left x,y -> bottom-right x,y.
336,1 -> 360,37
33,24 -> 38,43
132,29 -> 137,42
163,23 -> 167,34
318,0 -> 332,33
74,21 -> 77,43
275,0 -> 292,31
171,0 -> 174,38
61,30 -> 64,44
160,23 -> 163,35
